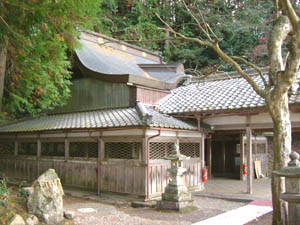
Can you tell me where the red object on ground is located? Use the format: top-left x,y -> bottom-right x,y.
202,168 -> 208,182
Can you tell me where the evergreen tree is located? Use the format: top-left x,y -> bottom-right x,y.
0,0 -> 100,118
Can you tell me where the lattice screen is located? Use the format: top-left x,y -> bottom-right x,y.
257,144 -> 266,154
41,142 -> 65,157
0,142 -> 14,155
150,142 -> 173,159
69,142 -> 98,158
180,143 -> 200,158
105,142 -> 141,159
18,143 -> 37,156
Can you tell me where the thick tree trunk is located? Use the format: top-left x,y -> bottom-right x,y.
0,45 -> 7,112
267,93 -> 291,225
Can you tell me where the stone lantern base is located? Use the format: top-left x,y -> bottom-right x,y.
156,184 -> 193,211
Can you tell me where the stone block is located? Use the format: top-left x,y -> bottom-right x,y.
285,178 -> 300,194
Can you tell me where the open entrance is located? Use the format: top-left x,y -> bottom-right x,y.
206,132 -> 268,180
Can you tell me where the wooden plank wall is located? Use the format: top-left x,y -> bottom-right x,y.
149,158 -> 203,197
0,157 -> 98,190
53,78 -> 132,114
101,161 -> 146,196
136,87 -> 170,105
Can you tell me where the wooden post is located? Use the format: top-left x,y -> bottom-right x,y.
240,133 -> 245,180
221,142 -> 226,174
201,134 -> 205,169
14,140 -> 18,157
207,137 -> 212,179
142,137 -> 148,198
246,126 -> 253,194
14,140 -> 18,178
65,139 -> 69,161
97,138 -> 104,195
37,139 -> 41,176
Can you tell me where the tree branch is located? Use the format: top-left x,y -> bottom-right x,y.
232,56 -> 268,88
281,0 -> 300,32
268,15 -> 292,84
182,0 -> 213,42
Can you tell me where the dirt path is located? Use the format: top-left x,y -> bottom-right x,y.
63,194 -> 247,225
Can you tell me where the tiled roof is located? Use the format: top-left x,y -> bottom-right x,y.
0,105 -> 202,133
159,74 -> 300,114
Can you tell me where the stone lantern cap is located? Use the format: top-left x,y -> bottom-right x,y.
273,151 -> 300,178
164,143 -> 190,161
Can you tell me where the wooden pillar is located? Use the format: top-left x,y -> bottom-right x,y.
97,138 -> 104,195
65,139 -> 69,161
240,133 -> 246,180
14,140 -> 18,157
201,134 -> 205,169
221,142 -> 226,174
142,136 -> 149,199
246,126 -> 253,194
37,139 -> 41,176
207,137 -> 212,179
14,140 -> 18,178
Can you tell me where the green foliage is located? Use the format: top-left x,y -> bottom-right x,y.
96,0 -> 273,73
96,0 -> 166,51
0,0 -> 101,118
0,177 -> 8,195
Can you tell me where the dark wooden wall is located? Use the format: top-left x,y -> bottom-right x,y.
53,78 -> 133,114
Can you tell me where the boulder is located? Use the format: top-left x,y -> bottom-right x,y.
9,214 -> 25,225
25,215 -> 39,225
27,169 -> 64,224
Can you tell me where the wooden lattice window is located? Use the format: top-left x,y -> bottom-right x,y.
41,142 -> 65,157
69,142 -> 98,158
0,142 -> 14,155
257,143 -> 266,154
18,143 -> 37,156
150,142 -> 174,159
179,143 -> 200,158
105,142 -> 141,159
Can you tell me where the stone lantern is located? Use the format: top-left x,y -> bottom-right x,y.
157,143 -> 193,211
273,151 -> 300,225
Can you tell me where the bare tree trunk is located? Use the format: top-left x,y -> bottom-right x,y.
267,93 -> 291,225
0,44 -> 7,112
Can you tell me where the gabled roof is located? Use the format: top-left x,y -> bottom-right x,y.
75,32 -> 186,90
159,72 -> 300,115
0,103 -> 207,133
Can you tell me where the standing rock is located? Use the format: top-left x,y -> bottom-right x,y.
9,214 -> 25,225
27,169 -> 64,224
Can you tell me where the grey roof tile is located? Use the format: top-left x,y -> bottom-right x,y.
159,73 -> 300,114
0,105 -> 202,133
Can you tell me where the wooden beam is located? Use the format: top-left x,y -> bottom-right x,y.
246,126 -> 253,194
240,133 -> 246,180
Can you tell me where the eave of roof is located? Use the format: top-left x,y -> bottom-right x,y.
0,103 -> 208,134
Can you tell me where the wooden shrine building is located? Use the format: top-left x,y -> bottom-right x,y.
0,32 -> 210,200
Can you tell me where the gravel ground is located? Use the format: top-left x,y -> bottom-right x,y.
63,194 -> 247,225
